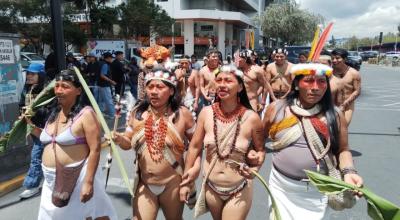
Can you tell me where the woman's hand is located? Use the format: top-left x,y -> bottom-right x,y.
246,149 -> 262,167
239,163 -> 257,179
180,167 -> 199,187
179,185 -> 191,203
344,173 -> 363,196
80,181 -> 94,203
111,131 -> 124,145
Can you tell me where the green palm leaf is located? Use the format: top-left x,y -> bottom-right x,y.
0,81 -> 55,153
305,170 -> 400,220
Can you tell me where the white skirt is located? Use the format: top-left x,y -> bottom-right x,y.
268,167 -> 328,220
38,160 -> 118,220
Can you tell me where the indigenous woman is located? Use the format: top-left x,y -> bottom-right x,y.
112,68 -> 196,220
181,65 -> 265,220
38,70 -> 117,220
263,63 -> 363,219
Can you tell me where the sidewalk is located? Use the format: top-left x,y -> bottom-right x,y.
363,62 -> 400,72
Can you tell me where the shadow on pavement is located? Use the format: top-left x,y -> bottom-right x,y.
349,132 -> 400,136
0,192 -> 40,209
350,150 -> 362,157
107,191 -> 131,206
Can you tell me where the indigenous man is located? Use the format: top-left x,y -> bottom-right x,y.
331,49 -> 361,126
199,49 -> 221,105
175,55 -> 200,118
319,54 -> 344,107
236,49 -> 269,112
265,48 -> 293,102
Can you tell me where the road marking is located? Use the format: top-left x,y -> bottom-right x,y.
358,107 -> 400,111
383,102 -> 400,107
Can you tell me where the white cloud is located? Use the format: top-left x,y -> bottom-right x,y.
296,0 -> 400,38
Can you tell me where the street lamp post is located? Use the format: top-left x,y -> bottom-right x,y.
50,0 -> 66,72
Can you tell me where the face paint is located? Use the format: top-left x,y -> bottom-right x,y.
298,75 -> 328,106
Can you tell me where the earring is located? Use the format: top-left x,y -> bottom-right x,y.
295,86 -> 299,90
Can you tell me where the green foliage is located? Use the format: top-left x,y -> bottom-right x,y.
0,0 -> 88,53
0,0 -> 172,52
118,0 -> 174,38
305,170 -> 400,220
0,81 -> 55,154
259,0 -> 323,45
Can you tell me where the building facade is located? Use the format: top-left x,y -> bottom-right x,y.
154,0 -> 267,58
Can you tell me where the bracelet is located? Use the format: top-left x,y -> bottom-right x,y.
341,167 -> 358,175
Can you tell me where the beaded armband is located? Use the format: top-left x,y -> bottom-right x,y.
341,167 -> 358,175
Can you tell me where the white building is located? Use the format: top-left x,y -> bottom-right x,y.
154,0 -> 268,58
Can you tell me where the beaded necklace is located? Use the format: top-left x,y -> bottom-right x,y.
212,103 -> 246,159
144,106 -> 168,163
212,102 -> 246,123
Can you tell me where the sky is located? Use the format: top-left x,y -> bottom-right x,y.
295,0 -> 400,39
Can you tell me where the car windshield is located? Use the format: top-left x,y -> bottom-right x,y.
348,51 -> 359,56
25,54 -> 44,60
286,47 -> 310,57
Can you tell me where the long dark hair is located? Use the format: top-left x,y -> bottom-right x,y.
286,75 -> 340,155
24,73 -> 46,94
134,70 -> 182,122
214,67 -> 254,111
47,69 -> 90,123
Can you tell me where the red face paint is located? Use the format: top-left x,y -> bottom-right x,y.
298,75 -> 328,106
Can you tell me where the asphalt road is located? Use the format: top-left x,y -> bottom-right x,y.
0,63 -> 399,220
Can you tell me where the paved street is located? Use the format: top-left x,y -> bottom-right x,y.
0,64 -> 399,220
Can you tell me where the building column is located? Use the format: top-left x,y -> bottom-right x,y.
217,21 -> 226,59
184,19 -> 194,56
226,23 -> 233,58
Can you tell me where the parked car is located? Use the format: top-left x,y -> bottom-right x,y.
360,51 -> 378,61
66,52 -> 84,61
20,52 -> 45,69
284,46 -> 311,64
348,51 -> 362,65
385,51 -> 400,59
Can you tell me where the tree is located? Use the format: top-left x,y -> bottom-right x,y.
118,0 -> 174,39
259,0 -> 323,45
0,0 -> 90,54
70,0 -> 119,38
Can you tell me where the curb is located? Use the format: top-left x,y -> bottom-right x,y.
0,174 -> 25,197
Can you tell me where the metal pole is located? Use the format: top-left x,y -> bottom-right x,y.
172,23 -> 175,61
50,0 -> 66,72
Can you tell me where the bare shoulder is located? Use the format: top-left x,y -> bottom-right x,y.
199,105 -> 212,116
251,65 -> 265,75
199,66 -> 208,75
81,107 -> 96,121
349,67 -> 361,79
266,62 -> 275,71
245,110 -> 262,124
197,105 -> 212,124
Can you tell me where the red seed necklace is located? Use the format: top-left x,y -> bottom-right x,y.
144,107 -> 168,163
212,103 -> 246,159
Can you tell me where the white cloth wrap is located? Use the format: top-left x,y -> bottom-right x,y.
268,166 -> 328,220
38,160 -> 118,220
